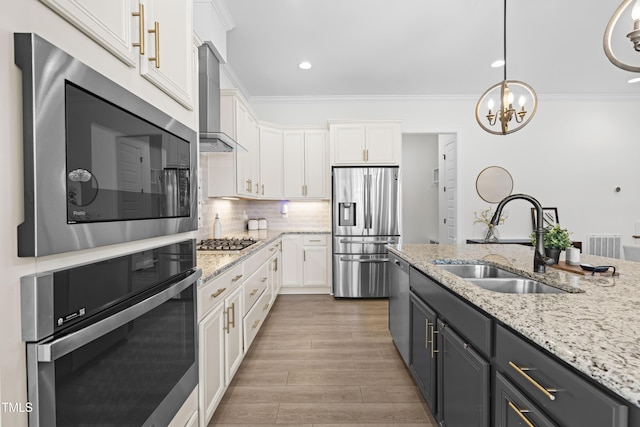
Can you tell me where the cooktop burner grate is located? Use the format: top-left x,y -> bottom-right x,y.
197,237 -> 258,252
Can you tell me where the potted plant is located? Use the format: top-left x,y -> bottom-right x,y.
530,224 -> 572,264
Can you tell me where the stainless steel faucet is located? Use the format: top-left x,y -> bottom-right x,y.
490,194 -> 554,273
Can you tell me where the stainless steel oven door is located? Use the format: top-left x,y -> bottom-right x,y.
26,268 -> 201,427
333,254 -> 390,298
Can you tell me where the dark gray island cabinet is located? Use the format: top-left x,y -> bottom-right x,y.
400,266 -> 634,427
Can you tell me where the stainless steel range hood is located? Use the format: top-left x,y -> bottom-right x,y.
198,43 -> 245,152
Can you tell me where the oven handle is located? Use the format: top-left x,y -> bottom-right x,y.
36,268 -> 202,363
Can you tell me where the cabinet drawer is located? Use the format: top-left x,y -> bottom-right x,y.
495,324 -> 628,427
495,372 -> 557,427
198,263 -> 243,319
302,235 -> 326,246
410,268 -> 492,358
244,245 -> 270,276
243,289 -> 270,350
243,263 -> 269,316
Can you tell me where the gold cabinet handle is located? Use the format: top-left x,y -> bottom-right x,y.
255,183 -> 259,194
509,361 -> 557,401
131,4 -> 145,54
262,184 -> 264,195
428,321 -> 439,359
303,250 -> 306,262
148,21 -> 160,68
224,302 -> 235,333
261,277 -> 268,283
507,401 -> 535,427
252,319 -> 260,329
263,303 -> 270,311
274,258 -> 278,272
211,288 -> 226,298
250,288 -> 259,296
232,274 -> 244,282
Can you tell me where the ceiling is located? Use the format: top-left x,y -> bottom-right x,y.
222,0 -> 640,99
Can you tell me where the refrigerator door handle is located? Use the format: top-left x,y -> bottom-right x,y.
339,257 -> 390,263
366,174 -> 373,229
339,239 -> 395,245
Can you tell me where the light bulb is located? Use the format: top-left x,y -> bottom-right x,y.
507,92 -> 514,105
632,0 -> 640,20
487,99 -> 495,111
518,95 -> 526,107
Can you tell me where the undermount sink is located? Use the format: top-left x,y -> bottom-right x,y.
437,263 -> 566,294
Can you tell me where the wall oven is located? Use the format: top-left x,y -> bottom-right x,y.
21,239 -> 200,426
14,33 -> 198,257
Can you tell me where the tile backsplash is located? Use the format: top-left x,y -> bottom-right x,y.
198,154 -> 330,240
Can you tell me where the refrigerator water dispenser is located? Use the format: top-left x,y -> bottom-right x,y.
339,203 -> 356,226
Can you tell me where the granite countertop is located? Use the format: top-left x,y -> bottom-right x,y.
387,243 -> 640,409
197,229 -> 330,283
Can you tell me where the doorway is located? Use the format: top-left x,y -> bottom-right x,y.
401,133 -> 457,244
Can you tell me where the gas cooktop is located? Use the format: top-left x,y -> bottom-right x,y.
197,237 -> 258,252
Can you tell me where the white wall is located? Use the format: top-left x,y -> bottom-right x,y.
248,95 -> 640,247
1,3 -> 198,425
401,134 -> 439,243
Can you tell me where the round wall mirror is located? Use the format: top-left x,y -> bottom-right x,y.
476,166 -> 513,203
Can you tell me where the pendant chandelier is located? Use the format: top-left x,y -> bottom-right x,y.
475,0 -> 538,135
604,0 -> 640,72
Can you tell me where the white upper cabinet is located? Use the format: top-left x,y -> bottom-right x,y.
139,0 -> 195,109
260,126 -> 284,199
39,0 -> 195,110
330,120 -> 402,165
283,130 -> 328,199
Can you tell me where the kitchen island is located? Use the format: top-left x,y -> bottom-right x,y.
388,243 -> 640,423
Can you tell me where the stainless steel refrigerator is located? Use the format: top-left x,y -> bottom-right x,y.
332,166 -> 400,298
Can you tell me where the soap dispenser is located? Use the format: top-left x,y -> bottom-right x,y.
213,213 -> 222,239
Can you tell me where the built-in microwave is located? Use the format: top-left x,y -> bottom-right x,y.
15,33 -> 198,257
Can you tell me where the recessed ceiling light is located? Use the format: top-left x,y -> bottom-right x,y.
628,77 -> 640,83
298,61 -> 312,70
491,59 -> 505,68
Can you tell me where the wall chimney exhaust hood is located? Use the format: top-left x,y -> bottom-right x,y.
198,42 -> 245,152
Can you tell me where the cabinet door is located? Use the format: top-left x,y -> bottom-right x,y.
139,0 -> 195,109
437,320 -> 489,427
235,101 -> 251,196
224,286 -> 244,385
281,235 -> 301,287
247,116 -> 261,196
494,372 -> 557,427
39,0 -> 138,66
283,131 -> 306,198
410,293 -> 437,415
259,126 -> 284,198
365,123 -> 399,164
332,124 -> 366,164
302,245 -> 327,286
198,303 -> 225,427
304,130 -> 327,198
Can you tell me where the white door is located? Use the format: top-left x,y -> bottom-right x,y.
224,286 -> 244,384
302,246 -> 327,286
259,126 -> 284,198
117,137 -> 151,217
441,137 -> 457,244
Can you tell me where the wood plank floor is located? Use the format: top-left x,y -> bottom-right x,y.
209,294 -> 438,426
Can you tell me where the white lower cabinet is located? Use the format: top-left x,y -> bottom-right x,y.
198,302 -> 225,427
198,239 -> 282,425
281,234 -> 329,293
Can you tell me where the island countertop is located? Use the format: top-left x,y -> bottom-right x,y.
387,243 -> 640,409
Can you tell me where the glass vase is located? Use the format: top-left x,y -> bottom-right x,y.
484,225 -> 499,243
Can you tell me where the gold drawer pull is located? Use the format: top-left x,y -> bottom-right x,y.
232,274 -> 244,282
148,21 -> 160,68
211,288 -> 226,298
131,4 -> 145,54
509,361 -> 557,401
252,319 -> 260,329
261,277 -> 268,283
263,303 -> 270,311
507,401 -> 535,427
250,288 -> 259,296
